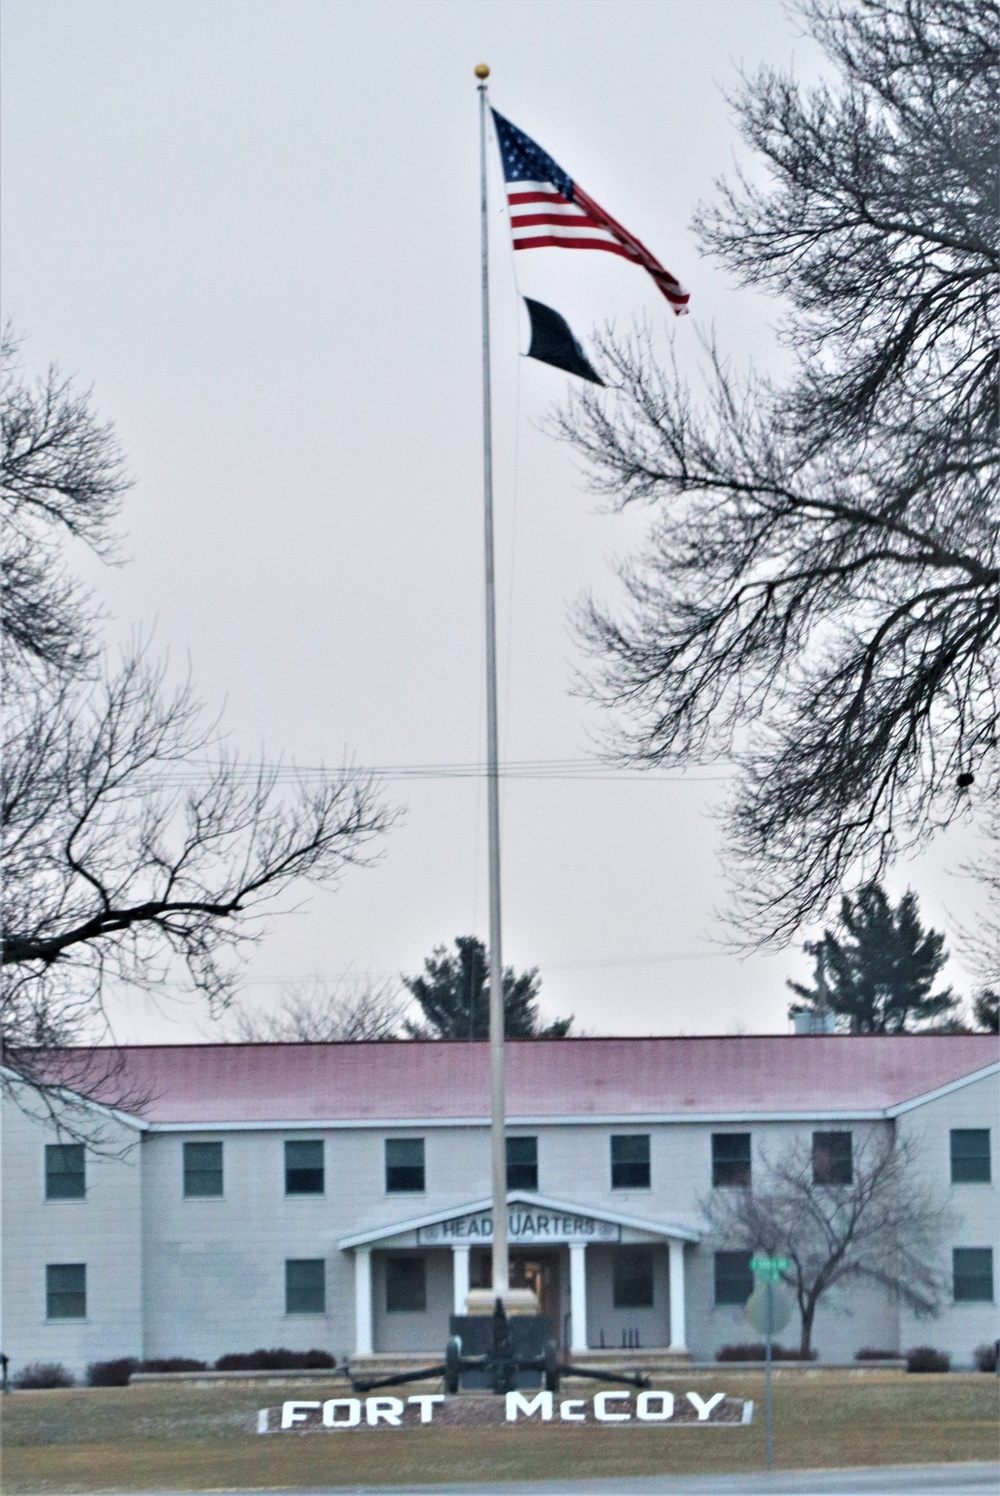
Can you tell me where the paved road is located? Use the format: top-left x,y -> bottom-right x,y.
167,1465 -> 998,1496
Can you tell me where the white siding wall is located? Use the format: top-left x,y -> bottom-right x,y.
1,1091 -> 144,1380
896,1072 -> 1000,1366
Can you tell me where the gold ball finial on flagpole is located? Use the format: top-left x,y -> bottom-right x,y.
474,63 -> 490,79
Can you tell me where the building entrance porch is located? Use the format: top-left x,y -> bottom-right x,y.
342,1193 -> 698,1358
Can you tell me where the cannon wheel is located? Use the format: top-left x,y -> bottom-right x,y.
543,1339 -> 560,1393
445,1335 -> 462,1395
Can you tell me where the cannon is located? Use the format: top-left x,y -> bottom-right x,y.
349,1296 -> 650,1395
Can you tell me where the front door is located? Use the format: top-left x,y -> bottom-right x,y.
470,1247 -> 563,1346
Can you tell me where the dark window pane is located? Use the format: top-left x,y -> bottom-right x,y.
611,1134 -> 650,1189
613,1248 -> 654,1308
285,1258 -> 325,1314
285,1140 -> 324,1195
951,1130 -> 991,1184
386,1138 -> 425,1193
386,1256 -> 426,1311
813,1131 -> 853,1185
714,1250 -> 753,1306
183,1142 -> 223,1197
506,1136 -> 538,1191
45,1144 -> 85,1200
953,1248 -> 994,1303
712,1133 -> 752,1188
47,1263 -> 86,1319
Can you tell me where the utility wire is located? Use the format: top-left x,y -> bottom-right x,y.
138,756 -> 733,786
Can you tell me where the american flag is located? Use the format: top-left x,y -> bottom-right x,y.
491,109 -> 689,315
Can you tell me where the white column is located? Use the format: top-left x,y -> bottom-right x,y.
569,1242 -> 588,1353
668,1238 -> 687,1351
452,1243 -> 470,1315
354,1247 -> 373,1357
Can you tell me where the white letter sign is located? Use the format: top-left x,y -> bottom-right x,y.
407,1394 -> 445,1423
560,1398 -> 586,1421
594,1391 -> 631,1422
366,1396 -> 404,1426
636,1391 -> 675,1421
322,1398 -> 360,1427
505,1390 -> 554,1421
281,1400 -> 320,1429
686,1391 -> 725,1421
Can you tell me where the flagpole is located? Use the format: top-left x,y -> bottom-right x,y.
475,62 -> 509,1303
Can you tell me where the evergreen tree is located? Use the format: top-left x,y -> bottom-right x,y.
973,989 -> 999,1034
402,936 -> 572,1040
788,884 -> 957,1034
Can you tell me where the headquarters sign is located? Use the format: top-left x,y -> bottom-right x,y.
416,1208 -> 620,1245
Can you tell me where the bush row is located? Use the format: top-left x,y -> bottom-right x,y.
13,1340 -> 997,1387
86,1347 -> 338,1385
715,1344 -> 817,1361
714,1342 -> 999,1372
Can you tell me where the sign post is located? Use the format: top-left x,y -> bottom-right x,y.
747,1256 -> 792,1472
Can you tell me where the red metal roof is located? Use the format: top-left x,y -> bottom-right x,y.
62,1035 -> 1000,1125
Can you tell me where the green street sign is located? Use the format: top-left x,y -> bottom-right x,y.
751,1254 -> 791,1280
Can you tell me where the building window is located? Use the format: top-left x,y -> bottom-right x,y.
813,1131 -> 853,1185
951,1130 -> 991,1184
183,1142 -> 223,1197
610,1134 -> 650,1190
284,1140 -> 324,1195
385,1138 -> 425,1193
46,1263 -> 86,1319
45,1144 -> 85,1200
285,1258 -> 325,1314
712,1133 -> 751,1188
386,1256 -> 426,1312
613,1248 -> 654,1308
953,1248 -> 994,1303
506,1136 -> 538,1191
714,1250 -> 753,1306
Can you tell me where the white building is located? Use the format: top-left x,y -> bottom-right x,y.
3,1034 -> 997,1377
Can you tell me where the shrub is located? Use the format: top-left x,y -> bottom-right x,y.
973,1342 -> 999,1373
13,1362 -> 75,1389
214,1347 -> 336,1371
87,1358 -> 139,1387
87,1356 -> 210,1386
906,1346 -> 951,1373
715,1343 -> 816,1362
855,1347 -> 900,1361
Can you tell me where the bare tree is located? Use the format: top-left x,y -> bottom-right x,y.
704,1131 -> 952,1357
1,651 -> 393,1087
1,327 -> 129,681
557,0 -> 999,944
1,337 -> 396,1111
227,974 -> 408,1043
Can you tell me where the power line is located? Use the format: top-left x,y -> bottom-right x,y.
138,756 -> 733,787
241,949 -> 731,986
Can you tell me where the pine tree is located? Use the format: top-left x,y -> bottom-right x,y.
787,884 -> 957,1034
973,989 -> 999,1034
402,936 -> 572,1040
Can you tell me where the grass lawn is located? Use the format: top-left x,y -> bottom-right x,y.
3,1370 -> 998,1492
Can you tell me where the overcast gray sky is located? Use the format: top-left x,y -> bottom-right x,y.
1,0 -> 985,1041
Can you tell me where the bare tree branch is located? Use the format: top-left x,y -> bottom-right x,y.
226,974 -> 409,1043
555,0 -> 999,943
1,326 -> 130,681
